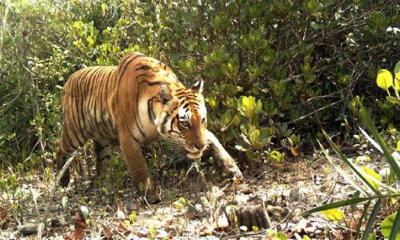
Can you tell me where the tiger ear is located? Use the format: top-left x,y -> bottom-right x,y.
160,83 -> 172,104
192,79 -> 204,93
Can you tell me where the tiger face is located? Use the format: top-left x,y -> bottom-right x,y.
155,80 -> 208,159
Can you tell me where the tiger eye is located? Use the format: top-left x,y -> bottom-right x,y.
180,121 -> 190,128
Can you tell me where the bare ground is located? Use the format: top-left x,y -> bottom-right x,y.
0,150 -> 392,239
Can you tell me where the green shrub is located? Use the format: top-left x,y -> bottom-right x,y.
1,0 -> 400,167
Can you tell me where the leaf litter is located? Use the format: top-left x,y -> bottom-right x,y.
0,150 -> 395,239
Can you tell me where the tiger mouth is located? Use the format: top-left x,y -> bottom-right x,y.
185,148 -> 204,159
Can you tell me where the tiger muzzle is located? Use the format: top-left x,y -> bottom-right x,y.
185,146 -> 206,160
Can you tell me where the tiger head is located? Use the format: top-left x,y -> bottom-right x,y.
155,80 -> 208,159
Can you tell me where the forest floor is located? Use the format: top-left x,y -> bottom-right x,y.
0,146 -> 392,239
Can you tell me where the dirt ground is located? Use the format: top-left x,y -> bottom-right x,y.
0,149 -> 391,239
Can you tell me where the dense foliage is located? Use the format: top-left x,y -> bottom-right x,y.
1,0 -> 400,168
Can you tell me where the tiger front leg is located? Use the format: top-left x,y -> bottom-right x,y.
206,130 -> 243,180
119,135 -> 160,202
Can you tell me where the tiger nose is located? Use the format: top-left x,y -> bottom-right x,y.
194,142 -> 206,151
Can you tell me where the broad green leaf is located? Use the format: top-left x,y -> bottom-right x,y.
381,211 -> 400,240
386,96 -> 400,105
394,72 -> 400,90
394,60 -> 400,74
397,140 -> 400,151
148,225 -> 157,237
368,233 -> 377,240
320,208 -> 345,222
266,230 -> 288,240
238,96 -> 261,119
173,202 -> 185,211
86,36 -> 95,47
255,99 -> 263,115
129,211 -> 137,222
252,225 -> 259,232
269,150 -> 284,163
178,197 -> 187,206
376,69 -> 393,90
275,232 -> 288,240
360,166 -> 382,190
249,128 -> 260,146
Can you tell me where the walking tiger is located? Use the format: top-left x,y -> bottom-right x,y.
56,52 -> 243,194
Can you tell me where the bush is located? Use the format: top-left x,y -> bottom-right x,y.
1,0 -> 400,167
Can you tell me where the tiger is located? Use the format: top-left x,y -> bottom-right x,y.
56,52 -> 243,195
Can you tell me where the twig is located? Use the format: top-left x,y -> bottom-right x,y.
30,186 -> 40,219
42,151 -> 79,226
283,99 -> 343,124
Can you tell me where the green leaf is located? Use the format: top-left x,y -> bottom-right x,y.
304,197 -> 370,216
362,199 -> 381,240
394,72 -> 400,91
386,96 -> 400,105
354,98 -> 400,180
394,60 -> 400,74
266,230 -> 288,240
376,69 -> 393,90
252,225 -> 259,232
249,128 -> 260,146
360,166 -> 382,190
355,201 -> 371,240
238,96 -> 260,119
318,140 -> 368,194
269,150 -> 284,163
320,208 -> 345,222
381,211 -> 400,240
129,211 -> 137,222
322,130 -> 380,194
368,233 -> 377,240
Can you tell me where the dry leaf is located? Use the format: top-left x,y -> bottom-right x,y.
290,146 -> 299,157
112,220 -> 129,234
349,210 -> 363,230
217,213 -> 229,231
64,212 -> 87,240
102,224 -> 113,239
116,199 -> 126,220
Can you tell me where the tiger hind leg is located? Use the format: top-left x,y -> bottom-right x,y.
93,141 -> 112,178
56,127 -> 86,187
56,136 -> 76,187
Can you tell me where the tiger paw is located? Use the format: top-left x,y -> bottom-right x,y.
224,163 -> 244,181
143,190 -> 162,204
137,181 -> 162,204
